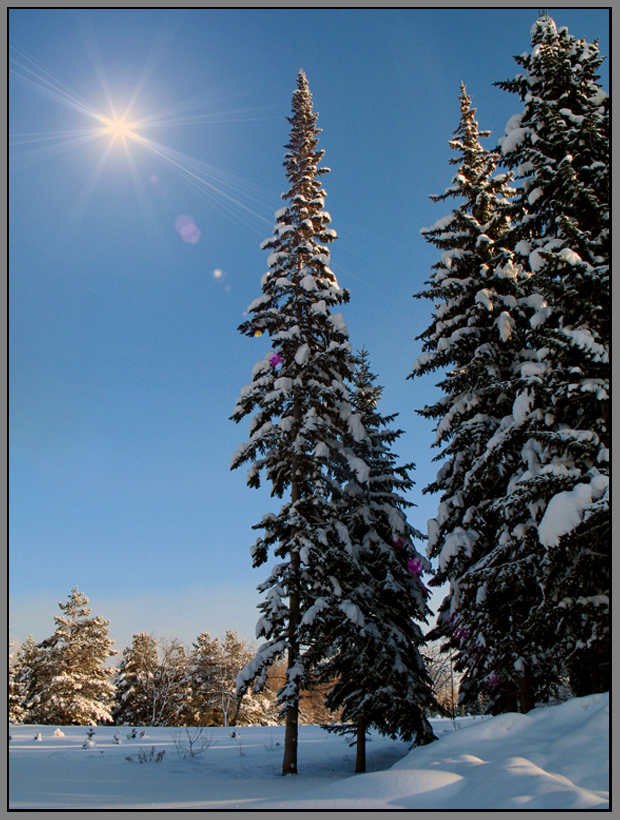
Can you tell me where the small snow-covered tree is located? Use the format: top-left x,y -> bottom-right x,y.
184,631 -> 222,726
312,350 -> 438,771
231,69 -> 359,774
9,638 -> 25,724
11,635 -> 45,724
211,631 -> 248,727
493,13 -> 609,698
30,588 -> 116,725
113,632 -> 159,726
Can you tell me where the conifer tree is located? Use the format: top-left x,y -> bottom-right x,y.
113,632 -> 160,726
185,631 -> 273,727
185,631 -> 222,726
114,634 -> 192,727
491,14 -> 609,696
231,70 -> 360,774
11,635 -> 45,724
31,588 -> 117,725
9,639 -> 25,724
411,85 -> 544,712
313,350 -> 438,771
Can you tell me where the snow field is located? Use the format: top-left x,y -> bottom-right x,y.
9,693 -> 608,810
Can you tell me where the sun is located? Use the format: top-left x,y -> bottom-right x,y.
9,39 -> 278,234
99,115 -> 140,141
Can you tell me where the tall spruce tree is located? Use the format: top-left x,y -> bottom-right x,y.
231,70 -> 360,774
31,588 -> 117,725
491,14 -> 609,696
313,350 -> 438,772
411,85 -> 543,713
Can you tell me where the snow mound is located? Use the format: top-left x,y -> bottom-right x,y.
268,694 -> 608,810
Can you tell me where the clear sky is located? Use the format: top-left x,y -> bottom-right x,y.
9,8 -> 609,658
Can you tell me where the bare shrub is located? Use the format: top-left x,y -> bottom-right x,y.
125,746 -> 166,764
172,727 -> 214,759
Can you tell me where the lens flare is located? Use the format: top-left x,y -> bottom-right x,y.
174,214 -> 200,244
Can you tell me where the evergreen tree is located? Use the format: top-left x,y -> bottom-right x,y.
30,588 -> 117,725
313,350 -> 438,771
184,631 -> 222,726
113,632 -> 160,726
9,639 -> 25,724
490,14 -> 609,697
231,69 -> 359,774
208,631 -> 244,727
219,631 -> 273,726
186,631 -> 274,727
114,634 -> 192,727
411,84 -> 543,712
11,635 -> 45,724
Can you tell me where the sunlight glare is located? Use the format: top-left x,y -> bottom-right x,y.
99,115 -> 140,141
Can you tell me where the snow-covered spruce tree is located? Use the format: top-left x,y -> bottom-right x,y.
231,70 -> 359,774
31,588 -> 117,725
113,632 -> 159,726
9,639 -> 25,724
411,85 -> 546,713
219,631 -> 274,726
185,631 -> 272,727
11,635 -> 46,724
311,350 -> 438,772
490,14 -> 609,697
184,631 -> 222,726
208,631 -> 247,727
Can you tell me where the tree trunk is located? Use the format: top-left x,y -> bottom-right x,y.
355,717 -> 366,773
505,679 -> 518,713
518,667 -> 535,714
282,547 -> 300,775
569,642 -> 609,697
282,425 -> 302,776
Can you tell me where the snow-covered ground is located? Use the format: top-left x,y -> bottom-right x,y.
9,693 -> 608,810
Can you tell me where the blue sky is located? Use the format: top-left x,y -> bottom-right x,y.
9,9 -> 609,657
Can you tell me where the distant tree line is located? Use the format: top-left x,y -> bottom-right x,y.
7,588 -> 344,729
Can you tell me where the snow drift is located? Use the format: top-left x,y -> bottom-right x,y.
260,693 -> 609,810
9,693 -> 608,810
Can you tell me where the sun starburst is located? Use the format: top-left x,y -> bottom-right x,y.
9,31 -> 278,240
98,115 -> 141,141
